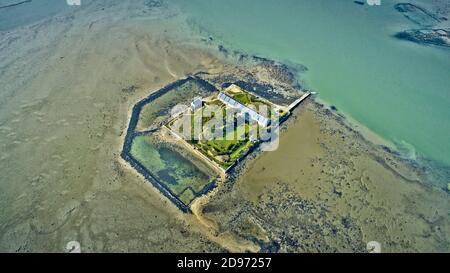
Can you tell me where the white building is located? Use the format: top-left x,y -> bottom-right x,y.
191,97 -> 203,111
217,92 -> 269,127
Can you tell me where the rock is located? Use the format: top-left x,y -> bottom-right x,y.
394,29 -> 450,48
394,3 -> 441,27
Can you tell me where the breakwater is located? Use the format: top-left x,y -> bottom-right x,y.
121,75 -> 219,213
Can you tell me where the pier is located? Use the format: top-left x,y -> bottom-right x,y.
287,91 -> 312,112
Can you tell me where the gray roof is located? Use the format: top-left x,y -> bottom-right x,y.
191,97 -> 202,109
218,92 -> 269,126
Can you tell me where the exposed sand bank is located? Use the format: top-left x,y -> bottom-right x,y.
0,0 -> 226,252
201,100 -> 449,252
0,0 -> 448,253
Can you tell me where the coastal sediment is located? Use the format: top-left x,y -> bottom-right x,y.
200,99 -> 450,252
0,0 -> 448,253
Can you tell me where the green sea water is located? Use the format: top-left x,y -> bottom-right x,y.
0,0 -> 70,31
176,0 -> 450,167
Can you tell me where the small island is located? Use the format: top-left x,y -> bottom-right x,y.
121,75 -> 310,212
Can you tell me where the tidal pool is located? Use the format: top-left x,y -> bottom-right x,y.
130,135 -> 215,206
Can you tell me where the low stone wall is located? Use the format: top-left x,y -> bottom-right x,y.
121,75 -> 220,213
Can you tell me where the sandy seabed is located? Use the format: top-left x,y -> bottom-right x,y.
0,0 -> 448,252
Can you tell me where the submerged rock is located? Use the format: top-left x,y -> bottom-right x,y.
394,3 -> 441,27
395,28 -> 450,48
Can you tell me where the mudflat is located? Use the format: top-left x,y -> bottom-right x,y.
201,101 -> 449,252
0,0 -> 225,252
0,0 -> 448,252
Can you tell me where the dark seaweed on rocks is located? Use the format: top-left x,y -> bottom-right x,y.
394,29 -> 450,48
252,55 -> 305,86
218,45 -> 229,57
393,3 -> 449,48
259,241 -> 281,253
223,80 -> 296,106
145,0 -> 163,8
209,43 -> 307,91
121,85 -> 138,94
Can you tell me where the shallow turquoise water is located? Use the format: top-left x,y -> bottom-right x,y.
0,0 -> 70,31
176,0 -> 450,166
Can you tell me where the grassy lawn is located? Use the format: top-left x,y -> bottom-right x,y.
166,89 -> 271,171
232,92 -> 253,105
195,132 -> 254,169
227,88 -> 265,106
230,140 -> 253,161
182,101 -> 258,170
207,140 -> 243,155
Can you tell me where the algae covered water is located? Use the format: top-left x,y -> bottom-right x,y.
176,0 -> 450,167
